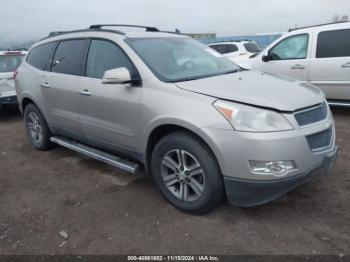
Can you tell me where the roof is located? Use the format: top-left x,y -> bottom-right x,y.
288,21 -> 350,32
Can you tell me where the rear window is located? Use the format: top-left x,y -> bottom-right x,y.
210,44 -> 238,54
244,42 -> 261,53
0,55 -> 24,73
27,42 -> 57,71
51,40 -> 87,76
316,29 -> 350,58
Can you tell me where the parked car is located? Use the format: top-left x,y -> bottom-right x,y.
235,22 -> 350,106
0,50 -> 27,109
15,25 -> 338,214
208,40 -> 261,63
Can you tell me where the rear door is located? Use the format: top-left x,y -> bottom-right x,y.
44,39 -> 89,139
309,27 -> 350,100
257,32 -> 311,81
78,39 -> 141,151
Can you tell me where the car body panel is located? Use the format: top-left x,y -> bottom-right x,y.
175,70 -> 324,111
235,22 -> 350,102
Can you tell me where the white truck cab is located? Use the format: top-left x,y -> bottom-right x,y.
236,22 -> 350,106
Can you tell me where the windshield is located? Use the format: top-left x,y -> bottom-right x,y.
0,55 -> 24,73
244,42 -> 261,53
126,37 -> 240,82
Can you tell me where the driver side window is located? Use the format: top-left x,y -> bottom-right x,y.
86,39 -> 135,79
269,34 -> 309,61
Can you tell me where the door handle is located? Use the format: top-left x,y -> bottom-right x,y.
41,82 -> 50,88
291,64 -> 306,70
79,89 -> 91,96
341,62 -> 350,68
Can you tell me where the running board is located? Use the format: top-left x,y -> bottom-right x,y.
50,137 -> 139,174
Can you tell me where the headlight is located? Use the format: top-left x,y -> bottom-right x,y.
213,100 -> 293,132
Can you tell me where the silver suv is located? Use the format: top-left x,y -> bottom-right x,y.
16,25 -> 338,214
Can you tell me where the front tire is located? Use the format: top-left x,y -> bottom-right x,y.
24,103 -> 53,151
151,131 -> 224,214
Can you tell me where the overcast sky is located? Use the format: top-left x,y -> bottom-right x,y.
1,0 -> 349,46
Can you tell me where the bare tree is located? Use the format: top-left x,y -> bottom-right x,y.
341,15 -> 348,22
332,14 -> 349,22
332,14 -> 341,22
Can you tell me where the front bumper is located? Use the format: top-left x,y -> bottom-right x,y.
0,95 -> 18,106
201,108 -> 337,207
224,145 -> 338,207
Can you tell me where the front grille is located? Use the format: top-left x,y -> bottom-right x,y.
306,128 -> 332,151
295,102 -> 328,127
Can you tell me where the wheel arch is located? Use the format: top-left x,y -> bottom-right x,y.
144,121 -> 224,177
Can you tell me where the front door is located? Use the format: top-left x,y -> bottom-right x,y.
258,33 -> 310,81
78,39 -> 141,151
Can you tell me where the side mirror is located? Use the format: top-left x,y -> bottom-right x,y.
102,67 -> 132,84
262,53 -> 269,62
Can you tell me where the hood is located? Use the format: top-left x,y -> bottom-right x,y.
175,70 -> 324,111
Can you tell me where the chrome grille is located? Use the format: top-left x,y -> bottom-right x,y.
295,102 -> 328,127
306,128 -> 332,151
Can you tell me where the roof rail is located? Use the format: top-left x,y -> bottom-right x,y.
42,28 -> 126,40
89,24 -> 160,32
288,21 -> 349,32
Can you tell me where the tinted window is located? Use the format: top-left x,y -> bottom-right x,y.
51,40 -> 86,76
0,55 -> 24,73
27,42 -> 57,71
269,34 -> 309,60
210,44 -> 238,54
86,40 -> 135,79
244,42 -> 261,53
316,29 -> 350,58
225,44 -> 238,53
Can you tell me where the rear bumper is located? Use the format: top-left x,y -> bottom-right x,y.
0,95 -> 18,106
224,145 -> 338,207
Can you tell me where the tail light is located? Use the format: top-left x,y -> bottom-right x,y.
13,70 -> 19,80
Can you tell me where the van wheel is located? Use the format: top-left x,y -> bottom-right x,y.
24,103 -> 53,151
151,131 -> 224,214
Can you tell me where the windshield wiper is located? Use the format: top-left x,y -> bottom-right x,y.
176,77 -> 200,82
224,69 -> 240,75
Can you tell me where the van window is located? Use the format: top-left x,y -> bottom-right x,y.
27,42 -> 57,71
316,29 -> 350,58
244,42 -> 261,53
86,40 -> 135,79
269,34 -> 309,60
51,40 -> 86,76
210,44 -> 238,54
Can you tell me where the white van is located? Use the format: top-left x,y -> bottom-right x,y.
236,22 -> 350,106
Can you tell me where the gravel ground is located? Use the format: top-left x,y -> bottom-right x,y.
0,106 -> 349,255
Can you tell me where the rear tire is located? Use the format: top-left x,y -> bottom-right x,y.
151,131 -> 224,214
24,103 -> 53,151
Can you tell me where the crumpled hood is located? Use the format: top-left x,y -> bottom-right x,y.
175,70 -> 325,112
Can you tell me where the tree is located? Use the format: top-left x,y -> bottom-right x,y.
332,14 -> 349,22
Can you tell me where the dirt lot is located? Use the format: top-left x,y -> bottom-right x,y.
0,106 -> 349,255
